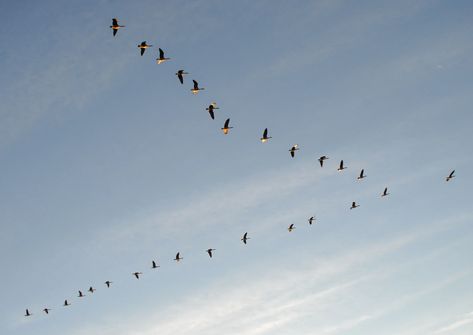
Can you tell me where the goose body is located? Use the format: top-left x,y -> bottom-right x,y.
191,80 -> 205,94
222,118 -> 233,134
382,187 -> 389,197
318,156 -> 329,167
289,144 -> 299,158
337,160 -> 347,171
260,128 -> 272,143
357,169 -> 366,180
138,41 -> 152,56
174,252 -> 183,262
207,248 -> 216,258
156,48 -> 171,64
176,70 -> 188,84
446,170 -> 455,182
110,18 -> 125,36
206,102 -> 219,120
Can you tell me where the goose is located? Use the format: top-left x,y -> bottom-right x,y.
176,70 -> 188,84
357,169 -> 366,180
288,223 -> 295,232
308,216 -> 316,225
110,18 -> 125,36
318,156 -> 329,167
174,252 -> 183,262
206,248 -> 216,258
337,160 -> 347,171
222,118 -> 233,134
205,102 -> 219,120
156,48 -> 171,64
78,290 -> 85,298
289,144 -> 299,158
381,187 -> 389,197
24,309 -> 31,317
88,286 -> 96,293
133,272 -> 143,279
152,260 -> 160,269
105,281 -> 112,288
241,232 -> 250,244
63,300 -> 71,307
191,80 -> 205,94
43,308 -> 51,314
260,128 -> 272,143
350,201 -> 359,210
446,170 -> 455,182
138,41 -> 152,56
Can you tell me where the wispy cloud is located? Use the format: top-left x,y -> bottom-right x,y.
433,311 -> 473,334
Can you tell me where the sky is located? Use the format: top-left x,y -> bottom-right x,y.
0,0 -> 472,334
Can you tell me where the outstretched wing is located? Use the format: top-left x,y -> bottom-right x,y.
159,48 -> 164,59
112,18 -> 118,26
193,80 -> 198,90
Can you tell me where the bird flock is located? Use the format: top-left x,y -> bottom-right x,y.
22,18 -> 458,319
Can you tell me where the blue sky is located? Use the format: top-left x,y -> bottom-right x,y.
1,0 -> 472,334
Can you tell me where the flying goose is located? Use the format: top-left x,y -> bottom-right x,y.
260,128 -> 272,143
337,160 -> 347,171
63,300 -> 71,307
176,70 -> 188,84
357,169 -> 366,180
318,156 -> 329,167
110,18 -> 125,36
446,170 -> 455,182
206,248 -> 216,258
308,216 -> 316,225
191,80 -> 205,94
222,118 -> 233,134
105,281 -> 112,288
174,252 -> 183,262
288,223 -> 295,232
156,48 -> 171,64
289,144 -> 299,158
205,102 -> 219,120
88,286 -> 96,293
133,272 -> 143,279
43,308 -> 51,314
138,41 -> 152,56
381,187 -> 389,197
241,232 -> 250,244
78,290 -> 85,298
152,260 -> 160,269
24,309 -> 31,317
350,201 -> 359,210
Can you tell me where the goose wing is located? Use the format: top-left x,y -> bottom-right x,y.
112,18 -> 118,26
224,118 -> 230,128
159,48 -> 164,59
263,128 -> 268,138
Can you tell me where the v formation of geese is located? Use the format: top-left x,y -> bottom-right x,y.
22,17 -> 458,318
